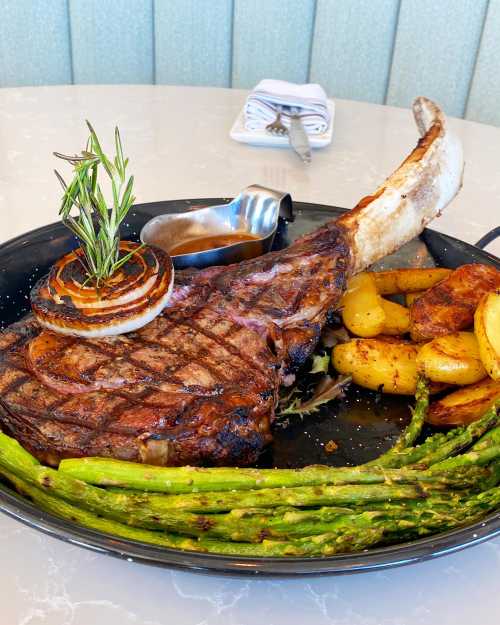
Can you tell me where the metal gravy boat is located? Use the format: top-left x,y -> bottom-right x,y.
140,185 -> 293,269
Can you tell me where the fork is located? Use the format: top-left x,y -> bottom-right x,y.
266,109 -> 312,163
265,110 -> 288,136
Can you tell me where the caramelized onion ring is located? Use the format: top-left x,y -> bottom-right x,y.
30,242 -> 174,337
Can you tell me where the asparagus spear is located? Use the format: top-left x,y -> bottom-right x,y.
58,455 -> 480,493
384,376 -> 429,454
222,500 -> 481,542
1,468 -> 386,557
123,482 -> 432,514
56,409 -> 498,495
0,459 -> 395,542
55,390 -> 495,497
1,432 -> 499,550
427,445 -> 500,475
5,464 -> 499,551
370,403 -> 499,469
0,431 -> 437,532
0,428 -> 495,524
0,433 -> 40,468
471,409 -> 500,451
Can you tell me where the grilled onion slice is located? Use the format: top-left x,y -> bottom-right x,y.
30,242 -> 174,337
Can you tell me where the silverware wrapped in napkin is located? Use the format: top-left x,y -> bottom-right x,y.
244,79 -> 331,135
244,80 -> 331,163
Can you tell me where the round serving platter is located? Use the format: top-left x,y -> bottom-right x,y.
0,199 -> 499,576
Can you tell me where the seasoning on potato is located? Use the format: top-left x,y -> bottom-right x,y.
416,331 -> 487,385
474,290 -> 500,381
371,268 -> 451,295
341,273 -> 386,337
379,298 -> 410,335
332,338 -> 418,395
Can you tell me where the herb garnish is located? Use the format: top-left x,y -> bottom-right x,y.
277,374 -> 351,418
54,122 -> 138,286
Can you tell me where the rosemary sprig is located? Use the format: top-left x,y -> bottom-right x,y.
54,122 -> 138,286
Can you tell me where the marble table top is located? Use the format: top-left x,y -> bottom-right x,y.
0,85 -> 499,625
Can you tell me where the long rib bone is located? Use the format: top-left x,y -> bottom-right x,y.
337,96 -> 464,272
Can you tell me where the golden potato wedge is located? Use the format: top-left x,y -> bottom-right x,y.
405,291 -> 425,306
341,273 -> 386,337
371,268 -> 451,295
332,338 -> 418,394
379,298 -> 410,335
474,290 -> 500,381
427,377 -> 500,426
416,331 -> 487,385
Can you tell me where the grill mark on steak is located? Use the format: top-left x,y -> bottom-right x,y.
181,316 -> 271,377
77,394 -> 134,451
0,310 -> 278,450
28,314 -> 264,395
128,323 -> 239,386
0,372 -> 32,396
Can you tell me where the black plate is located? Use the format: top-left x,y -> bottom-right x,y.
0,199 -> 499,576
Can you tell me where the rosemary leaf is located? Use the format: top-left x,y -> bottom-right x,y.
54,122 -> 136,286
113,244 -> 146,273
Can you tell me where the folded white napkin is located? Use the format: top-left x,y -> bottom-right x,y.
244,79 -> 330,135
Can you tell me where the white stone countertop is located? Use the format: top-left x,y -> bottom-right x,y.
0,85 -> 499,625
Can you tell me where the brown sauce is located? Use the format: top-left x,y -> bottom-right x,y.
169,232 -> 259,255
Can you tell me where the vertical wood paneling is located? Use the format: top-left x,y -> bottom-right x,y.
232,0 -> 315,89
466,0 -> 500,126
0,0 -> 71,87
310,0 -> 399,103
154,0 -> 232,87
69,0 -> 153,84
386,0 -> 487,117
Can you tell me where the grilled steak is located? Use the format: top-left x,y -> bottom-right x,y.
0,223 -> 348,466
0,97 -> 464,466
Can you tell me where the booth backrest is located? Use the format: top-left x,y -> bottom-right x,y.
1,0 -> 499,125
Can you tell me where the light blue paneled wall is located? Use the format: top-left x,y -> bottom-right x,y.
155,0 -> 233,86
466,0 -> 500,125
1,0 -> 500,126
310,0 -> 400,104
0,0 -> 72,86
232,0 -> 316,88
69,0 -> 154,84
386,0 -> 488,118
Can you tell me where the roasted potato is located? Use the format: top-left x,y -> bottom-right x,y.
379,298 -> 410,335
474,290 -> 500,381
371,268 -> 451,295
405,291 -> 425,306
416,331 -> 487,385
410,263 -> 500,341
341,273 -> 385,337
332,338 -> 418,394
427,377 -> 500,426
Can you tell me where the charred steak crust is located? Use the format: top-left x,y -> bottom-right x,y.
0,224 -> 350,466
